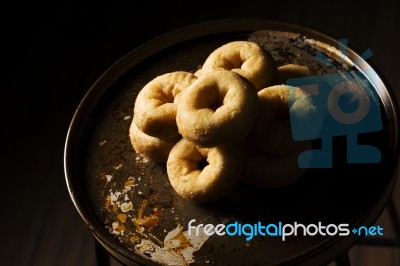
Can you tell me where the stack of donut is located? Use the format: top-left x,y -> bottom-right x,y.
130,41 -> 316,203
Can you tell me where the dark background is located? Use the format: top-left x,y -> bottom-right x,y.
1,0 -> 399,265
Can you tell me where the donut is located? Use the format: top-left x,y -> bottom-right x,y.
134,71 -> 197,139
176,70 -> 259,147
194,68 -> 204,77
129,121 -> 180,163
242,142 -> 310,189
275,64 -> 311,84
167,139 -> 243,203
201,41 -> 277,90
248,85 -> 316,157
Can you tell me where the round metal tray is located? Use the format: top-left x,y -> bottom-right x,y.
64,19 -> 400,265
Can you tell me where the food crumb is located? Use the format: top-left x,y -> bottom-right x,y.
117,213 -> 128,223
130,236 -> 139,242
120,201 -> 133,212
124,178 -> 135,188
133,215 -> 160,228
105,175 -> 113,182
114,163 -> 123,170
124,115 -> 132,120
110,221 -> 125,235
136,226 -> 145,234
134,224 -> 210,265
110,191 -> 121,202
99,140 -> 107,146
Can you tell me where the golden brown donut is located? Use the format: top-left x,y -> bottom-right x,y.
248,85 -> 316,157
167,139 -> 243,203
194,68 -> 204,77
201,41 -> 277,90
176,70 -> 259,147
275,64 -> 311,84
134,71 -> 197,139
129,120 -> 180,163
242,143 -> 310,189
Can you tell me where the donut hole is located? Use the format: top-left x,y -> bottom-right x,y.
208,95 -> 224,111
159,90 -> 175,104
192,83 -> 226,111
197,158 -> 209,171
190,147 -> 209,171
218,55 -> 242,70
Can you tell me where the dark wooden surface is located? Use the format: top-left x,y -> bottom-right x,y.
1,0 -> 399,265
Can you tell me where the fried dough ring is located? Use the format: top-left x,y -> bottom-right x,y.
134,71 -> 197,139
201,41 -> 277,90
167,139 -> 243,203
176,70 -> 259,147
129,121 -> 180,163
275,64 -> 311,84
249,85 -> 316,156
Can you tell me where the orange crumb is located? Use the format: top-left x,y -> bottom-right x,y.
130,236 -> 139,242
133,215 -> 159,228
125,179 -> 135,187
137,199 -> 148,219
153,208 -> 163,216
117,213 -> 128,223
